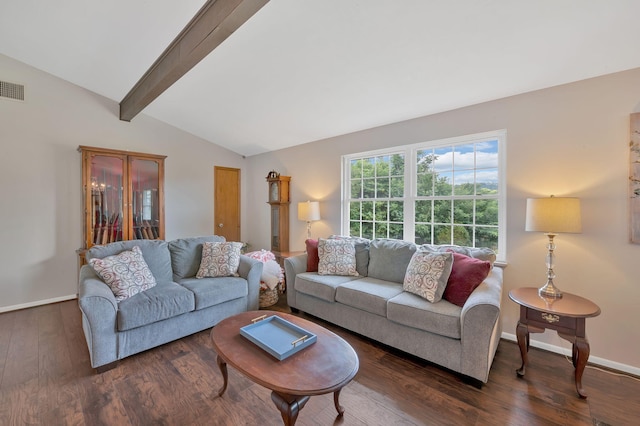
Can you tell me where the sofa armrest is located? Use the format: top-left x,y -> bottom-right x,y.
284,254 -> 308,308
238,255 -> 263,311
78,265 -> 119,368
459,266 -> 504,382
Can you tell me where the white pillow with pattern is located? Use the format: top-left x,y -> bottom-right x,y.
89,245 -> 157,302
196,241 -> 243,278
317,238 -> 359,276
403,251 -> 453,302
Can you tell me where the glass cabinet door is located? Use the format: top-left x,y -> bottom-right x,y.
130,157 -> 161,240
88,153 -> 125,246
271,205 -> 280,251
80,146 -> 165,250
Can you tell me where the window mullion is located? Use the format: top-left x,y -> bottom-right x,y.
404,147 -> 416,242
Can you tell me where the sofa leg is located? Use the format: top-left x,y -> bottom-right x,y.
462,375 -> 483,390
290,307 -> 300,314
95,361 -> 118,374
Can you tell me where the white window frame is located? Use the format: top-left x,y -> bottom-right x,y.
341,130 -> 507,262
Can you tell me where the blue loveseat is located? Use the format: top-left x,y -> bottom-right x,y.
78,236 -> 262,371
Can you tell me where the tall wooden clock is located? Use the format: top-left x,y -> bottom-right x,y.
266,174 -> 291,253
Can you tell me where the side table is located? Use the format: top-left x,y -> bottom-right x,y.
274,251 -> 305,292
508,287 -> 600,398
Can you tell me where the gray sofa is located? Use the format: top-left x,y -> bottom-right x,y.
78,236 -> 263,371
284,238 -> 503,384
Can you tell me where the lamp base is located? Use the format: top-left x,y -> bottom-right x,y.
538,281 -> 563,299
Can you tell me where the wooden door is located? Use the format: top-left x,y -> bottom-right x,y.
214,166 -> 241,242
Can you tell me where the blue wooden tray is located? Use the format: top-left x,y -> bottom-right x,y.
240,315 -> 317,360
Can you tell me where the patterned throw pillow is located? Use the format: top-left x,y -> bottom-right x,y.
403,251 -> 454,302
305,239 -> 320,272
196,241 -> 243,278
89,245 -> 157,302
317,238 -> 359,276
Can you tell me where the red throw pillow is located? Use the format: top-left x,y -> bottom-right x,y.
305,239 -> 319,272
443,251 -> 491,307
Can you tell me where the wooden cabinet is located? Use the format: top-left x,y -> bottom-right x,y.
267,175 -> 291,253
79,146 -> 166,250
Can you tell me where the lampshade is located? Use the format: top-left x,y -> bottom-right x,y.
525,196 -> 582,234
298,201 -> 320,222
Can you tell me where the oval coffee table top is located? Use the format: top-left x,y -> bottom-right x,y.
211,310 -> 359,396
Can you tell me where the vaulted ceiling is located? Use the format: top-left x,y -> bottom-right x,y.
2,1 -> 640,157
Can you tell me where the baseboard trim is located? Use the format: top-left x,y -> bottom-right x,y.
501,332 -> 640,378
0,294 -> 78,313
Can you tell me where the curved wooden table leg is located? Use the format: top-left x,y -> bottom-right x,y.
574,337 -> 590,398
515,321 -> 529,377
216,355 -> 228,397
271,392 -> 310,425
333,388 -> 345,416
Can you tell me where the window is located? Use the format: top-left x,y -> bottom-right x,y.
343,130 -> 506,261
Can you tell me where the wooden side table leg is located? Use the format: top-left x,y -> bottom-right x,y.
574,337 -> 590,398
271,392 -> 310,425
515,321 -> 529,377
216,355 -> 228,397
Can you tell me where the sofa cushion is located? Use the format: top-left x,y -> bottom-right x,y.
294,272 -> 361,302
335,277 -> 404,317
117,281 -> 195,331
367,239 -> 417,283
443,252 -> 491,307
88,239 -> 173,283
318,238 -> 359,276
88,245 -> 157,302
196,241 -> 243,278
178,276 -> 248,310
387,291 -> 462,339
403,251 -> 453,302
168,235 -> 226,280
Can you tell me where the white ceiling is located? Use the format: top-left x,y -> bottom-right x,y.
2,1 -> 640,157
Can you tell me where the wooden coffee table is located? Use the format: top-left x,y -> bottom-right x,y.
210,311 -> 359,425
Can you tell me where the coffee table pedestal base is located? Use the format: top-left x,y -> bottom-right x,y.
271,392 -> 309,426
270,389 -> 345,425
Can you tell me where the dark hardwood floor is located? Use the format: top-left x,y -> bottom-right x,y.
0,298 -> 638,425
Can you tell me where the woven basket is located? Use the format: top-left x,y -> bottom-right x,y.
259,284 -> 279,308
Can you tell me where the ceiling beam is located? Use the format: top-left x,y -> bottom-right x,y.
119,0 -> 269,122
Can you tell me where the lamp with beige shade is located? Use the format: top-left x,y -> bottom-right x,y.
298,201 -> 320,240
525,195 -> 582,299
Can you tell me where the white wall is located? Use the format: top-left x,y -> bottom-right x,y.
0,54 -> 247,311
246,68 -> 640,373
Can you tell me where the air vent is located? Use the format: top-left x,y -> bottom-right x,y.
0,80 -> 25,101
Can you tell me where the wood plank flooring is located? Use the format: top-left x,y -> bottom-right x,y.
0,299 -> 638,425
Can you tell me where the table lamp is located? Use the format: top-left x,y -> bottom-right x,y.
525,195 -> 582,299
298,201 -> 320,239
